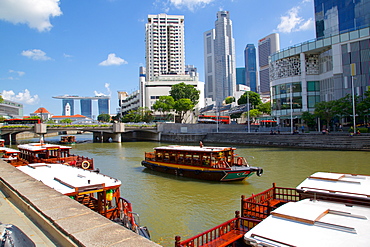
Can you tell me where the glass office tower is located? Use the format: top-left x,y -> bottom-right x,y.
80,99 -> 92,119
244,44 -> 257,92
315,0 -> 370,39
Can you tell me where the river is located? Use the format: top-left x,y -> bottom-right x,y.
16,134 -> 370,246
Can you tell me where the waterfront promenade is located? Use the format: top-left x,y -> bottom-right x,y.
0,160 -> 160,247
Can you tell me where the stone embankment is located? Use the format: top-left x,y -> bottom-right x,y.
0,161 -> 160,247
161,125 -> 370,151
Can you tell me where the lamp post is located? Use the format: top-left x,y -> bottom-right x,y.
351,63 -> 356,134
247,91 -> 250,133
290,84 -> 293,134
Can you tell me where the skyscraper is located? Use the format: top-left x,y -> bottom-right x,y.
145,13 -> 185,82
244,44 -> 257,92
204,11 -> 236,106
314,0 -> 370,39
258,33 -> 280,94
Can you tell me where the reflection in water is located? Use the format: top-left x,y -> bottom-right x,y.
15,134 -> 370,246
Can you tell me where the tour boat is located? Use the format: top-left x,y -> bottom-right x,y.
0,147 -> 28,167
0,139 -> 5,147
59,135 -> 76,145
17,142 -> 95,170
142,144 -> 263,182
17,163 -> 150,239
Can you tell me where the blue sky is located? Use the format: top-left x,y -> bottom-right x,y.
0,0 -> 315,117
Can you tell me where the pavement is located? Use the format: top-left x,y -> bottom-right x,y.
0,188 -> 58,246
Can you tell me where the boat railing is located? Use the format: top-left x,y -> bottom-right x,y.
117,197 -> 139,230
175,211 -> 261,247
233,156 -> 249,166
144,152 -> 155,161
241,183 -> 300,220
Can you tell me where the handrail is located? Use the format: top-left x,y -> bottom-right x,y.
175,211 -> 261,247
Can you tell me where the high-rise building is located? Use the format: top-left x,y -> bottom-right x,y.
244,44 -> 257,92
258,33 -> 280,94
314,0 -> 370,39
145,13 -> 185,82
269,0 -> 370,128
53,96 -> 110,118
236,68 -> 246,85
204,11 -> 236,106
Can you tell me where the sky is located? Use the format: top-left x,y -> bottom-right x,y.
0,0 -> 316,117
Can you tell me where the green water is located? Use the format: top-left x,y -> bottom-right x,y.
17,135 -> 370,246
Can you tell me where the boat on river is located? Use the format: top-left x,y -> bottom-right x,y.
17,142 -> 95,170
59,135 -> 76,145
17,163 -> 150,239
142,144 -> 263,182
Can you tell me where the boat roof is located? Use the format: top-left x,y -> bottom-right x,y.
17,143 -> 72,151
244,198 -> 370,246
17,163 -> 121,195
0,147 -> 20,154
154,145 -> 236,153
296,172 -> 370,199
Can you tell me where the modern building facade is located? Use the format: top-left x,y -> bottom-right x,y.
244,44 -> 257,92
270,26 -> 370,126
315,0 -> 370,39
145,13 -> 185,82
53,96 -> 110,119
258,33 -> 280,94
204,11 -> 236,106
0,99 -> 23,118
236,67 -> 246,85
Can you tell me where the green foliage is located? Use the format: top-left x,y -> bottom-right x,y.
173,98 -> 194,123
122,107 -> 154,123
237,91 -> 262,108
257,102 -> 271,115
29,116 -> 41,119
60,118 -> 73,124
225,96 -> 235,104
357,91 -> 370,120
0,94 -> 3,104
301,111 -> 316,129
97,113 -> 111,123
152,96 -> 175,115
170,82 -> 200,105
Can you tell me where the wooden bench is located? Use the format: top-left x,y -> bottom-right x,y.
201,229 -> 245,247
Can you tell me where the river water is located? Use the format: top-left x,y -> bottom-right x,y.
16,134 -> 370,246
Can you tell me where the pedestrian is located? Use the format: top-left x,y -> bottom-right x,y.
301,125 -> 305,133
339,124 -> 343,132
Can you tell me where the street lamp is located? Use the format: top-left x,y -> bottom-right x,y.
351,63 -> 357,134
247,91 -> 250,133
290,84 -> 293,134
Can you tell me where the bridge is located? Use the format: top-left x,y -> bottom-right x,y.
0,123 -> 159,144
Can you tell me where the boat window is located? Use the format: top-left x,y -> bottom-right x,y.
193,154 -> 200,165
164,152 -> 170,161
185,154 -> 192,165
202,155 -> 210,166
170,153 -> 176,163
156,152 -> 163,161
178,153 -> 184,164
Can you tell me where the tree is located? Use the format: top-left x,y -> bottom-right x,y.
97,113 -> 111,123
122,107 -> 154,123
314,100 -> 336,127
301,111 -> 316,129
173,98 -> 194,123
0,94 -> 3,104
60,118 -> 73,124
224,96 -> 235,104
243,109 -> 261,123
237,91 -> 262,108
257,102 -> 271,115
357,91 -> 370,123
170,82 -> 200,105
152,96 -> 175,121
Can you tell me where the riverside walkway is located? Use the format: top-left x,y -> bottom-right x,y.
0,160 -> 160,247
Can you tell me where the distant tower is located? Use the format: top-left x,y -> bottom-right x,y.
65,103 -> 71,116
244,44 -> 257,92
62,99 -> 74,116
204,11 -> 236,106
258,33 -> 280,94
145,13 -> 185,82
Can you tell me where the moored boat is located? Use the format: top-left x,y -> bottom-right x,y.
17,142 -> 95,170
16,163 -> 150,239
142,144 -> 263,182
59,135 -> 76,145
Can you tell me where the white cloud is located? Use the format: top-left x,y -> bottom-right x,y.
169,0 -> 214,11
99,53 -> 127,66
9,70 -> 25,77
276,6 -> 314,33
0,0 -> 62,32
21,49 -> 52,61
2,89 -> 39,105
94,83 -> 112,97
